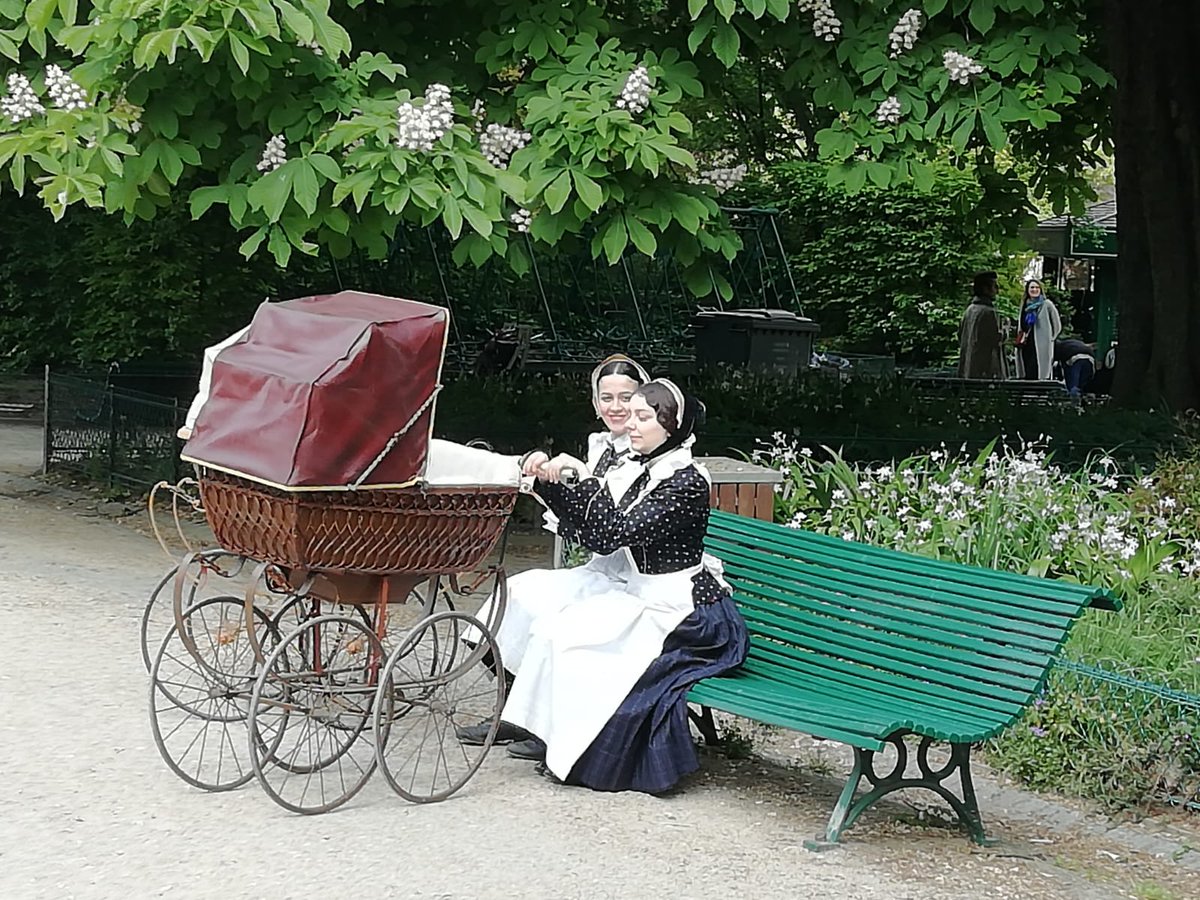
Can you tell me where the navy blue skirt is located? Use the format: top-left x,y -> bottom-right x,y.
566,591 -> 749,794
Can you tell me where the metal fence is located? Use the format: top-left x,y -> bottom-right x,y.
43,370 -> 188,489
1055,659 -> 1200,812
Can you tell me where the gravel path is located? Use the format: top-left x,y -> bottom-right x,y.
0,424 -> 1192,900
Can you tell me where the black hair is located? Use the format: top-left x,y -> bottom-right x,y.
636,382 -> 680,434
595,360 -> 646,384
972,271 -> 998,295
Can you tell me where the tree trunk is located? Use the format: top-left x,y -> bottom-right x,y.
1106,1 -> 1200,411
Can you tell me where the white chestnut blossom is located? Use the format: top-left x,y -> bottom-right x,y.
616,65 -> 651,115
943,49 -> 984,85
693,163 -> 747,193
297,38 -> 324,56
1,73 -> 44,123
888,9 -> 923,57
44,64 -> 89,111
471,98 -> 486,131
509,207 -> 533,233
876,96 -> 901,125
797,0 -> 841,42
397,83 -> 454,152
256,134 -> 287,173
479,123 -> 532,169
111,96 -> 143,133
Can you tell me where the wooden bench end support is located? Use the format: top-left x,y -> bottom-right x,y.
810,735 -> 996,850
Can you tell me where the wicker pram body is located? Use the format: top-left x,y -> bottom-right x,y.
199,469 -> 519,575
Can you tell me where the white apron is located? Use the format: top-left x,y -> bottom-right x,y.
500,548 -> 701,778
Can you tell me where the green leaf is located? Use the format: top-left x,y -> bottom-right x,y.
268,227 -> 293,266
292,159 -> 319,215
744,0 -> 767,17
442,194 -> 464,238
239,227 -> 268,258
573,171 -> 604,212
57,0 -> 77,25
711,23 -> 740,68
923,0 -> 948,15
911,162 -> 935,192
190,185 -> 228,218
247,165 -> 293,221
545,170 -> 572,214
843,163 -> 867,194
308,152 -> 341,181
764,0 -> 791,18
601,218 -> 628,265
25,0 -> 56,31
460,203 -> 493,238
950,110 -> 976,153
227,31 -> 250,74
865,161 -> 891,189
981,113 -> 1007,150
626,216 -> 657,256
687,0 -> 707,18
968,0 -> 995,34
713,0 -> 735,20
277,0 -> 315,43
0,31 -> 20,63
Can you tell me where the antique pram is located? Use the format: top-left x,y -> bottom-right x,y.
144,292 -> 520,815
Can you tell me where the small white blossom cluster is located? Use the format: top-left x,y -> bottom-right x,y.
943,49 -> 984,85
112,96 -> 143,133
616,65 -> 651,115
509,207 -> 533,233
876,96 -> 901,125
1,73 -> 44,123
45,64 -> 89,111
471,99 -> 486,131
888,9 -> 923,57
297,38 -> 324,56
257,134 -> 287,173
693,163 -> 747,193
797,0 -> 841,41
479,123 -> 532,169
397,83 -> 454,152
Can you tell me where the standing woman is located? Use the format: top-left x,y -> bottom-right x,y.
496,379 -> 749,793
1015,279 -> 1062,380
461,354 -> 650,744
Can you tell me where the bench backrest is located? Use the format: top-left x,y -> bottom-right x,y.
704,510 -> 1121,732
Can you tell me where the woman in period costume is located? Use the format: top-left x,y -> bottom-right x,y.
461,355 -> 650,726
486,379 -> 749,793
1014,279 -> 1063,380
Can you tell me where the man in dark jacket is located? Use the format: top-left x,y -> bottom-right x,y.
957,272 -> 1007,379
1053,337 -> 1095,396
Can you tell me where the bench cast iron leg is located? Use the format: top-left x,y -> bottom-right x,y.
804,735 -> 994,850
687,705 -> 722,745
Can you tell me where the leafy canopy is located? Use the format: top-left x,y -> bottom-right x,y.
0,0 -> 1110,296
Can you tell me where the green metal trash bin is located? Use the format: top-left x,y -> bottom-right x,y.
692,308 -> 820,376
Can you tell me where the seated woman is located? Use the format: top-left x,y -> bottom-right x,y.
484,379 -> 749,793
461,354 -> 649,740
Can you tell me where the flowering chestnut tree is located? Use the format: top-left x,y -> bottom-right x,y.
0,0 -> 1113,294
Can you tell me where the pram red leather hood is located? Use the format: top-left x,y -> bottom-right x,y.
182,291 -> 448,489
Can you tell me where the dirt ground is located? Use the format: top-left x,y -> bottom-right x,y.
2,421 -> 1199,900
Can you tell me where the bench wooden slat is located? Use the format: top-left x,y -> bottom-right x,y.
721,548 -> 1069,659
711,512 -> 1121,610
736,591 -> 1050,678
712,539 -> 1074,642
741,649 -> 1020,729
710,526 -> 1094,619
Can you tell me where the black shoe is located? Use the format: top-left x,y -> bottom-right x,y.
456,719 -> 532,746
506,738 -> 546,761
534,761 -> 564,785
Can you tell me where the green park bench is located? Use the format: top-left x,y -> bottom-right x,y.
689,509 -> 1121,847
